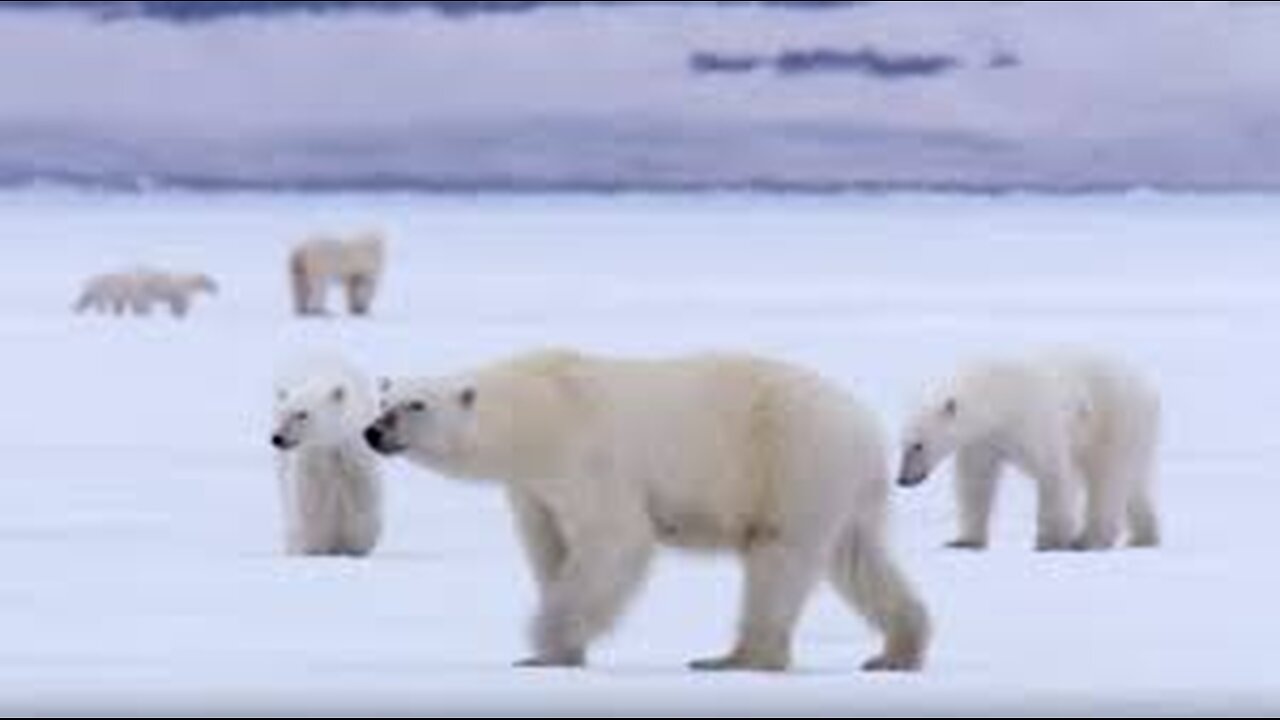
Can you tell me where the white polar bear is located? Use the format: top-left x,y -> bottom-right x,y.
74,268 -> 218,318
365,349 -> 930,672
897,353 -> 1161,552
272,359 -> 383,557
289,231 -> 385,317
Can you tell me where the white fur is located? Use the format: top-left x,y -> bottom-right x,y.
898,352 -> 1161,552
74,268 -> 217,318
289,231 -> 385,316
368,349 -> 930,672
273,359 -> 383,557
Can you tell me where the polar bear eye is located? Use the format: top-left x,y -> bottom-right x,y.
405,400 -> 427,414
458,387 -> 476,410
909,442 -> 925,455
294,411 -> 310,423
942,398 -> 959,418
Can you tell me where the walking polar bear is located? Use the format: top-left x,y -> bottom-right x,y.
74,268 -> 218,318
897,353 -> 1161,552
272,359 -> 383,557
289,231 -> 386,317
365,349 -> 930,672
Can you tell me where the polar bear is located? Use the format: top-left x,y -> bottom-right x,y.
74,272 -> 141,316
137,270 -> 218,318
289,231 -> 385,317
897,353 -> 1160,552
272,359 -> 383,557
74,268 -> 217,318
365,349 -> 930,672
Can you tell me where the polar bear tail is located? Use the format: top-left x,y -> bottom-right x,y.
829,520 -> 931,672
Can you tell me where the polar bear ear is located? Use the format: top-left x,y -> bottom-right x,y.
458,387 -> 477,410
943,398 -> 959,418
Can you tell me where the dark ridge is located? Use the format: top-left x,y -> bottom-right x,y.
693,47 -> 962,79
988,51 -> 1021,70
691,52 -> 764,75
0,170 -> 1268,198
775,48 -> 960,77
0,1 -> 874,21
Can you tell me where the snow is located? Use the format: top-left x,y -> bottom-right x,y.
1,189 -> 1277,715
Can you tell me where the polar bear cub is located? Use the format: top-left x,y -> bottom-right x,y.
365,349 -> 930,672
898,352 -> 1160,552
272,358 -> 383,557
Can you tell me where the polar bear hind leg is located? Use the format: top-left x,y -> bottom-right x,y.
690,533 -> 826,672
828,521 -> 930,672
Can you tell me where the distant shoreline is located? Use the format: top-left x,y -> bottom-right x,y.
4,175 -> 1280,198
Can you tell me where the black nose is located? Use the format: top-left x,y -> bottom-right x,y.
897,473 -> 926,489
364,426 -> 384,449
271,434 -> 288,450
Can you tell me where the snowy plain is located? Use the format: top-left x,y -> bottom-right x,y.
1,189 -> 1278,716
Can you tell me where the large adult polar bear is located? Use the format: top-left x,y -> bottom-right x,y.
289,231 -> 385,317
272,358 -> 383,557
897,353 -> 1161,552
365,349 -> 930,672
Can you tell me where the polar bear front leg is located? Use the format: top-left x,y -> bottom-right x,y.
278,470 -> 307,555
950,445 -> 1002,550
1034,465 -> 1083,552
507,489 -> 567,594
1127,484 -> 1161,548
345,274 -> 378,316
167,292 -> 191,319
690,535 -> 824,672
1075,464 -> 1129,551
520,507 -> 654,669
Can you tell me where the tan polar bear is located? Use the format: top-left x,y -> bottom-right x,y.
289,231 -> 385,317
272,359 -> 383,557
897,353 -> 1161,552
365,349 -> 930,672
74,268 -> 218,318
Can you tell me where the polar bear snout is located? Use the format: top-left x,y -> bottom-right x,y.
271,431 -> 301,451
897,443 -> 932,487
364,417 -> 405,455
363,425 -> 387,452
897,471 -> 928,488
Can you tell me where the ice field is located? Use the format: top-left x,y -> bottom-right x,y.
1,190 -> 1278,715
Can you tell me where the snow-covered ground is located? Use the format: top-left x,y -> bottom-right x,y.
1,190 -> 1278,715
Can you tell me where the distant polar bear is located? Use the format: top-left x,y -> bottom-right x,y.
897,353 -> 1161,552
289,231 -> 386,317
365,349 -> 930,672
272,359 -> 383,557
74,268 -> 218,318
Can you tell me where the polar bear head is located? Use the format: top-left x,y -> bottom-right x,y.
271,380 -> 360,451
365,352 -> 583,483
897,395 -> 963,488
897,369 -> 1007,488
364,375 -> 484,478
188,273 -> 219,296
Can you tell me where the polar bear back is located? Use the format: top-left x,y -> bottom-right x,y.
468,351 -> 889,543
1046,354 -> 1161,460
948,353 -> 1160,463
292,232 -> 384,278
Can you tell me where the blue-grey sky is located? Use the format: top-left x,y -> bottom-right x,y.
0,1 -> 1277,190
